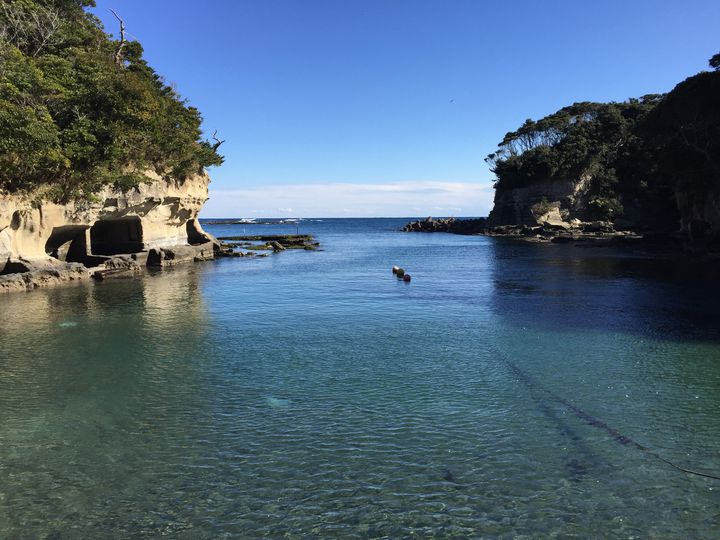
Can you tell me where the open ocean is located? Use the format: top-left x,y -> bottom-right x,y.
1,217 -> 719,538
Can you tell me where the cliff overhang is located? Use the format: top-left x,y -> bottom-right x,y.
0,170 -> 219,292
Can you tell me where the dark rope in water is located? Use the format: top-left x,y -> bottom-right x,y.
498,351 -> 720,481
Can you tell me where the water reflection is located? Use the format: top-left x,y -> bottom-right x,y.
140,266 -> 209,332
484,238 -> 720,505
0,269 -> 220,537
1,223 -> 719,537
486,240 -> 720,343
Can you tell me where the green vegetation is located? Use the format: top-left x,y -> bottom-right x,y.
710,53 -> 720,71
486,52 -> 720,222
640,70 -> 720,194
0,0 -> 223,201
530,196 -> 555,217
485,98 -> 660,220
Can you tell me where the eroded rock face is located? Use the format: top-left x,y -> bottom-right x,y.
487,177 -> 591,227
676,189 -> 720,248
487,176 -> 720,250
0,170 -> 217,282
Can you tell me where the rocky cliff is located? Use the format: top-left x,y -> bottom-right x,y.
675,188 -> 720,247
0,171 -> 218,291
483,65 -> 720,252
486,175 -> 720,250
486,177 -> 592,227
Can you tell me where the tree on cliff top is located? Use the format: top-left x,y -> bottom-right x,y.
484,97 -> 661,219
486,52 -> 720,223
639,68 -> 720,193
710,52 -> 720,70
0,0 -> 223,201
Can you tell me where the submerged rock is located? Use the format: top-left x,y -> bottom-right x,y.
265,396 -> 291,409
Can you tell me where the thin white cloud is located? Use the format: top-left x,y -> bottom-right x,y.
202,181 -> 494,218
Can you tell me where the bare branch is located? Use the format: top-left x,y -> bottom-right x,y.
109,8 -> 126,66
72,106 -> 87,122
211,130 -> 226,152
29,5 -> 60,57
677,125 -> 720,176
0,3 -> 62,56
0,3 -> 28,45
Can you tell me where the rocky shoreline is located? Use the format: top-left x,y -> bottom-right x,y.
401,216 -> 691,250
0,243 -> 215,293
0,172 -> 222,293
0,169 -> 321,294
0,232 -> 323,293
0,234 -> 320,294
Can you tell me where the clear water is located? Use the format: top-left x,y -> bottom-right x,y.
1,218 -> 719,538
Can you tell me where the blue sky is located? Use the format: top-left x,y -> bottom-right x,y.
92,0 -> 719,217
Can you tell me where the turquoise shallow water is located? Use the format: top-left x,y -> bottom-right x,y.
1,218 -> 719,538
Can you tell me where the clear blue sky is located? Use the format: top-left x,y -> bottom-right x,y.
92,0 -> 719,217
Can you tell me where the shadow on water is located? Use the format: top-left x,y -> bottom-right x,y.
486,239 -> 720,344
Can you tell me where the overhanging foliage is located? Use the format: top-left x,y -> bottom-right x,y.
0,0 -> 223,201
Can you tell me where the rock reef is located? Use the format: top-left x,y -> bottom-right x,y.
402,215 -> 646,246
0,171 -> 219,293
216,234 -> 320,256
404,177 -> 716,252
402,217 -> 488,234
482,175 -> 717,251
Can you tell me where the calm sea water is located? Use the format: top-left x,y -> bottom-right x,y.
1,218 -> 719,538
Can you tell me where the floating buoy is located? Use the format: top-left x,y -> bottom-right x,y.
392,265 -> 400,275
395,268 -> 405,278
403,274 -> 411,282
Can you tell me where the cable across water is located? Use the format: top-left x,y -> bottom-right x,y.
496,349 -> 720,481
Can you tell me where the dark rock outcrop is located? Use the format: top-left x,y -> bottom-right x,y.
216,234 -> 319,255
676,189 -> 720,252
147,242 -> 216,267
402,217 -> 487,234
403,215 -> 646,246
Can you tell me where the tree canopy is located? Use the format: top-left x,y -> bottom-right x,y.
710,52 -> 720,71
485,97 -> 661,219
0,0 -> 223,201
486,54 -> 720,221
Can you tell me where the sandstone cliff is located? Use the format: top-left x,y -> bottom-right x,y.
487,175 -> 720,250
484,67 -> 720,251
486,177 -> 592,226
0,171 -> 218,291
